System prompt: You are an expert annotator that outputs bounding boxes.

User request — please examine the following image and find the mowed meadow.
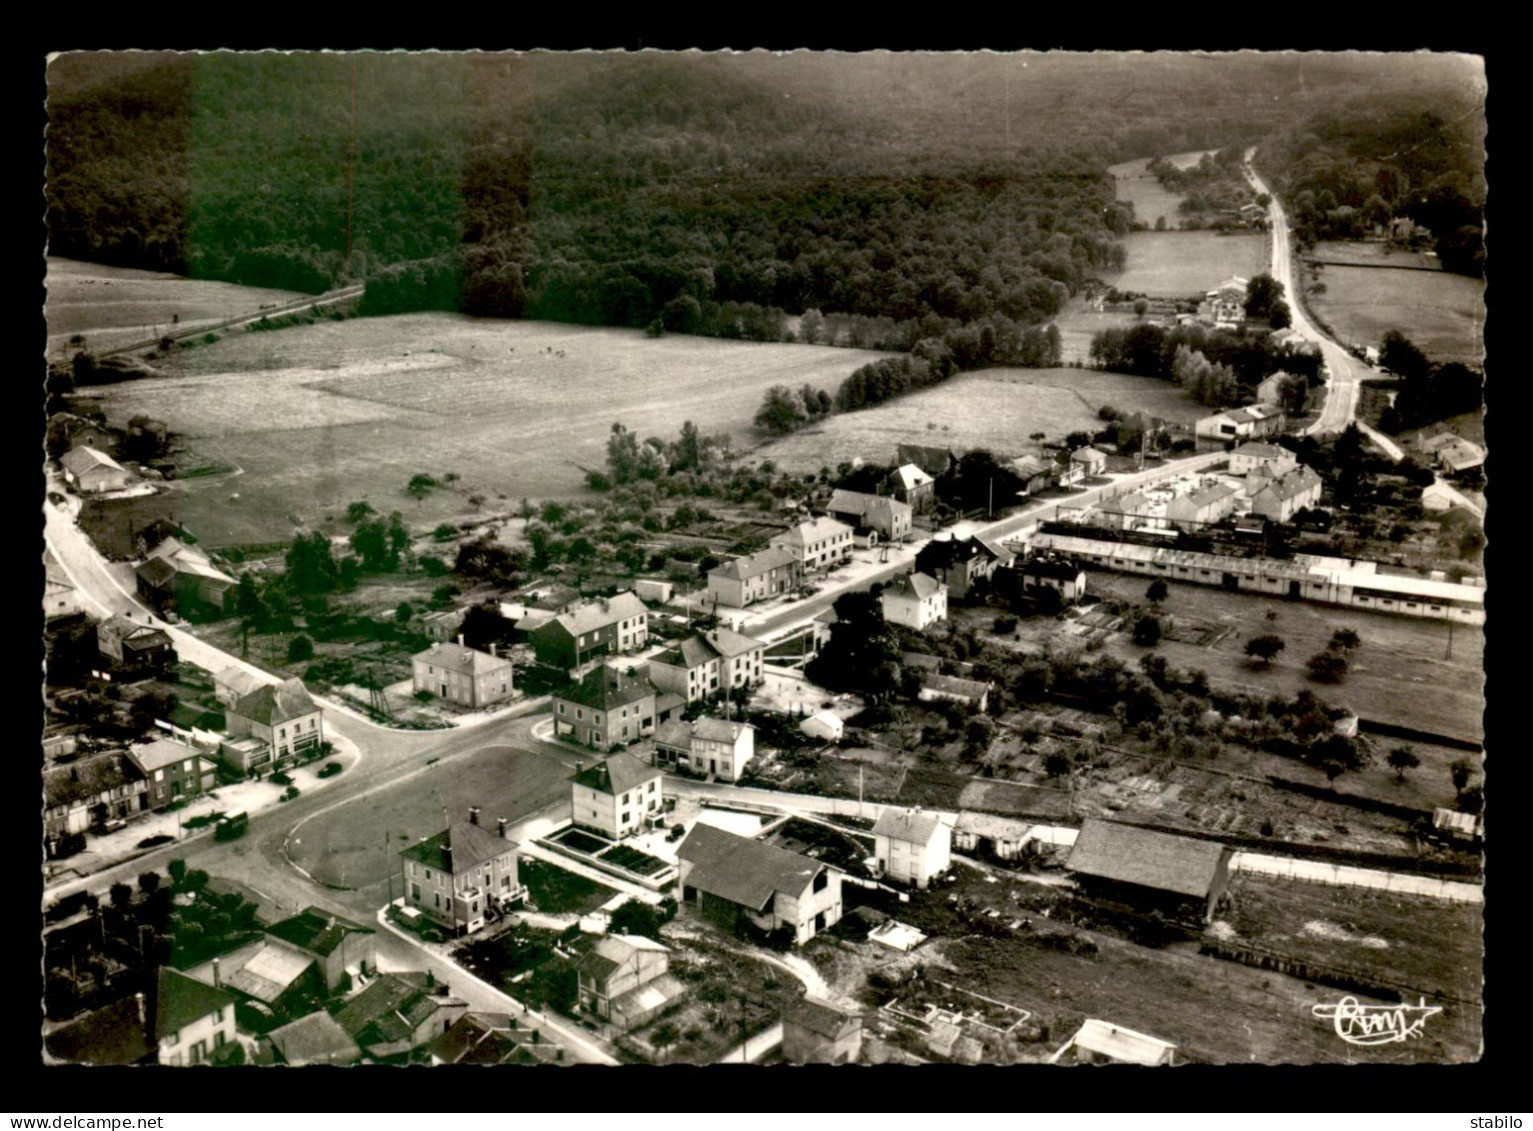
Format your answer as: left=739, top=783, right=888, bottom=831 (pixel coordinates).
left=45, top=257, right=308, bottom=357
left=1107, top=150, right=1214, bottom=231
left=1109, top=231, right=1269, bottom=297
left=757, top=366, right=1204, bottom=476
left=81, top=307, right=892, bottom=547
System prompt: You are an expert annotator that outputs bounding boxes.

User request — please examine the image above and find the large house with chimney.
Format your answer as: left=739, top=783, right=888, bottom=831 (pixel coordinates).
left=647, top=628, right=766, bottom=704
left=880, top=572, right=948, bottom=631
left=95, top=612, right=176, bottom=680
left=529, top=592, right=650, bottom=669
left=826, top=489, right=913, bottom=546
left=770, top=516, right=854, bottom=572
left=873, top=807, right=952, bottom=890
left=224, top=677, right=324, bottom=772
left=705, top=546, right=801, bottom=608
left=44, top=967, right=239, bottom=1067
left=569, top=750, right=664, bottom=840
left=914, top=533, right=1015, bottom=601
left=1248, top=466, right=1324, bottom=523
left=399, top=812, right=525, bottom=936
left=552, top=665, right=659, bottom=751
left=411, top=641, right=514, bottom=709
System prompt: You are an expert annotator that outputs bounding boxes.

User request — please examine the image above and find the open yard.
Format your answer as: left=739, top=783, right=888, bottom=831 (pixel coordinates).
left=1109, top=231, right=1269, bottom=298
left=1304, top=256, right=1485, bottom=366
left=46, top=257, right=307, bottom=358
left=287, top=743, right=574, bottom=892
left=757, top=367, right=1204, bottom=476
left=79, top=305, right=892, bottom=547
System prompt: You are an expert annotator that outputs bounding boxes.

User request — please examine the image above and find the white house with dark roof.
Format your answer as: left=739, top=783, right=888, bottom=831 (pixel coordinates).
left=1070, top=446, right=1108, bottom=477
left=60, top=444, right=135, bottom=494
left=706, top=546, right=802, bottom=608
left=880, top=572, right=948, bottom=631
left=827, top=489, right=913, bottom=546
left=770, top=516, right=854, bottom=572
left=873, top=807, right=952, bottom=889
left=677, top=823, right=842, bottom=945
left=1166, top=483, right=1240, bottom=531
left=1228, top=441, right=1297, bottom=476
left=399, top=811, right=524, bottom=935
left=225, top=676, right=323, bottom=771
left=1248, top=466, right=1323, bottom=523
left=570, top=750, right=664, bottom=839
left=574, top=934, right=684, bottom=1030
left=411, top=641, right=513, bottom=709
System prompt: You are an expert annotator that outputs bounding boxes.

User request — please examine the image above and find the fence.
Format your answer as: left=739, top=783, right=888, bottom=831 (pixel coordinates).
left=1230, top=852, right=1482, bottom=904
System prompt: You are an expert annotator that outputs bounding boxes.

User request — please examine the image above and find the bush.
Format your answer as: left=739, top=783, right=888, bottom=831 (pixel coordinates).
left=269, top=771, right=294, bottom=786
left=287, top=635, right=315, bottom=663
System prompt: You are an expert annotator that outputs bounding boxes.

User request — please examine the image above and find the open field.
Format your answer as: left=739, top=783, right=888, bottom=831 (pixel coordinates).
left=287, top=743, right=574, bottom=890
left=45, top=257, right=307, bottom=358
left=82, top=311, right=892, bottom=547
left=1306, top=261, right=1484, bottom=366
left=1109, top=231, right=1269, bottom=297
left=1108, top=153, right=1209, bottom=231
left=1052, top=307, right=1145, bottom=366
left=1308, top=240, right=1445, bottom=271
left=757, top=367, right=1204, bottom=475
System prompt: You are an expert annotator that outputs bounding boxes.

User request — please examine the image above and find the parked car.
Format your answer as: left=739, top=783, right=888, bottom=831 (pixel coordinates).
left=317, top=761, right=343, bottom=778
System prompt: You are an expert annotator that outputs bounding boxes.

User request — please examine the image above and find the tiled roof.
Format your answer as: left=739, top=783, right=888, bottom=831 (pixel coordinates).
left=692, top=717, right=751, bottom=743
left=213, top=666, right=265, bottom=699
left=62, top=445, right=127, bottom=477
left=266, top=907, right=374, bottom=957
left=786, top=997, right=862, bottom=1040
left=551, top=592, right=649, bottom=637
left=128, top=738, right=205, bottom=774
left=710, top=546, right=800, bottom=581
left=1177, top=483, right=1240, bottom=510
left=653, top=719, right=693, bottom=749
left=705, top=628, right=766, bottom=657
left=135, top=556, right=179, bottom=587
left=1254, top=467, right=1322, bottom=503
left=653, top=636, right=721, bottom=670
left=429, top=1013, right=561, bottom=1065
left=267, top=1011, right=362, bottom=1066
left=411, top=641, right=511, bottom=677
left=45, top=754, right=143, bottom=808
left=1099, top=492, right=1151, bottom=515
left=570, top=750, right=660, bottom=796
left=400, top=821, right=517, bottom=875
left=1066, top=819, right=1229, bottom=899
left=557, top=665, right=656, bottom=712
left=771, top=516, right=853, bottom=550
left=231, top=677, right=317, bottom=727
left=873, top=807, right=946, bottom=846
left=331, top=972, right=464, bottom=1047
left=888, top=463, right=935, bottom=491
left=677, top=823, right=825, bottom=911
left=155, top=967, right=239, bottom=1040
left=884, top=572, right=942, bottom=601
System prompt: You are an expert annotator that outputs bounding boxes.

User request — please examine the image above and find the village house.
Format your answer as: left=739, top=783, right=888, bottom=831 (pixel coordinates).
left=400, top=812, right=525, bottom=936
left=529, top=591, right=650, bottom=670
left=265, top=1011, right=362, bottom=1068
left=1018, top=556, right=1088, bottom=603
left=1095, top=490, right=1154, bottom=532
left=919, top=673, right=992, bottom=713
left=184, top=936, right=327, bottom=1020
left=915, top=533, right=1014, bottom=601
left=705, top=546, right=802, bottom=608
left=1204, top=276, right=1248, bottom=326
left=952, top=811, right=1033, bottom=861
left=649, top=628, right=767, bottom=704
left=1248, top=466, right=1324, bottom=524
left=770, top=516, right=855, bottom=572
left=211, top=665, right=265, bottom=709
left=676, top=823, right=843, bottom=945
left=884, top=462, right=937, bottom=512
left=264, top=907, right=378, bottom=994
left=135, top=537, right=237, bottom=616
left=45, top=968, right=240, bottom=1067
left=872, top=807, right=952, bottom=890
left=411, top=640, right=514, bottom=709
left=1070, top=446, right=1108, bottom=478
left=826, top=489, right=913, bottom=546
left=44, top=753, right=149, bottom=843
left=95, top=612, right=176, bottom=679
left=575, top=934, right=686, bottom=1031
left=552, top=665, right=658, bottom=751
left=799, top=710, right=845, bottom=743
left=1166, top=483, right=1240, bottom=531
left=683, top=717, right=755, bottom=782
left=880, top=571, right=948, bottom=631
left=1419, top=480, right=1460, bottom=513
left=895, top=443, right=962, bottom=481
left=44, top=555, right=82, bottom=620
left=1009, top=454, right=1056, bottom=497
left=128, top=737, right=218, bottom=810
left=1435, top=439, right=1485, bottom=478
left=428, top=1013, right=563, bottom=1065
left=782, top=998, right=863, bottom=1065
left=570, top=749, right=664, bottom=840
left=1195, top=404, right=1286, bottom=442
left=1066, top=818, right=1234, bottom=926
left=1254, top=371, right=1291, bottom=406
left=50, top=413, right=117, bottom=458
left=330, top=971, right=468, bottom=1062
left=60, top=444, right=136, bottom=495
left=413, top=607, right=466, bottom=643
left=225, top=677, right=324, bottom=771
left=1052, top=1019, right=1178, bottom=1066
left=1228, top=441, right=1297, bottom=476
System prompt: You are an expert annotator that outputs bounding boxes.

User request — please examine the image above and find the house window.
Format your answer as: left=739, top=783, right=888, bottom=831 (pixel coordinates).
left=502, top=875, right=511, bottom=889
left=425, top=870, right=432, bottom=880
left=215, top=1007, right=224, bottom=1023
left=166, top=1030, right=180, bottom=1047
left=412, top=883, right=421, bottom=901
left=215, top=1030, right=227, bottom=1049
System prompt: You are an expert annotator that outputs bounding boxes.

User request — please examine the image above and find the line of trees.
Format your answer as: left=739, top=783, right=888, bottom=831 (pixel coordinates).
left=1375, top=330, right=1483, bottom=433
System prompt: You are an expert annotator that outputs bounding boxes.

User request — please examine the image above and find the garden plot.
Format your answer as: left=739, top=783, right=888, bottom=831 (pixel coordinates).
left=541, top=825, right=678, bottom=888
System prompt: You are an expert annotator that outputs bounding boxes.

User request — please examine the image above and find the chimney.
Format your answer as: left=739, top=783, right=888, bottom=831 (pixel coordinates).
left=469, top=807, right=481, bottom=827
left=497, top=817, right=508, bottom=838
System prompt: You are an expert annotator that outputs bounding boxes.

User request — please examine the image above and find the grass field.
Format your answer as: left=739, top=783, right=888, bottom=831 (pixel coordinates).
left=1109, top=231, right=1269, bottom=298
left=756, top=367, right=1205, bottom=475
left=46, top=257, right=307, bottom=358
left=1052, top=307, right=1145, bottom=365
left=81, top=309, right=892, bottom=547
left=1108, top=153, right=1213, bottom=231
left=1308, top=241, right=1444, bottom=271
left=1306, top=259, right=1484, bottom=366
left=287, top=743, right=574, bottom=890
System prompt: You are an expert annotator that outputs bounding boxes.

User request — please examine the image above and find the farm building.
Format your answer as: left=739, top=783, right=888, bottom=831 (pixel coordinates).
left=895, top=443, right=962, bottom=480
left=952, top=812, right=1032, bottom=861
left=530, top=592, right=650, bottom=670
left=827, top=489, right=913, bottom=546
left=880, top=571, right=948, bottom=631
left=44, top=556, right=82, bottom=621
left=770, top=516, right=855, bottom=572
left=1420, top=480, right=1461, bottom=513
left=570, top=750, right=664, bottom=839
left=676, top=823, right=843, bottom=946
left=575, top=934, right=685, bottom=1030
left=1165, top=483, right=1240, bottom=531
left=400, top=812, right=525, bottom=936
left=1432, top=807, right=1483, bottom=844
left=782, top=998, right=863, bottom=1065
left=1070, top=446, right=1107, bottom=477
left=330, top=972, right=468, bottom=1062
left=918, top=674, right=991, bottom=713
left=413, top=607, right=467, bottom=643
left=1434, top=439, right=1485, bottom=477
left=95, top=612, right=175, bottom=679
left=799, top=711, right=845, bottom=743
left=1194, top=404, right=1286, bottom=443
left=706, top=546, right=801, bottom=608
left=631, top=578, right=674, bottom=604
left=1050, top=1019, right=1178, bottom=1066
left=1254, top=372, right=1292, bottom=406
left=1248, top=467, right=1323, bottom=523
left=1066, top=819, right=1233, bottom=926
left=61, top=445, right=136, bottom=495
left=1027, top=530, right=1485, bottom=624
left=872, top=807, right=952, bottom=890
left=135, top=537, right=236, bottom=615
left=411, top=641, right=514, bottom=710
left=1228, top=441, right=1297, bottom=476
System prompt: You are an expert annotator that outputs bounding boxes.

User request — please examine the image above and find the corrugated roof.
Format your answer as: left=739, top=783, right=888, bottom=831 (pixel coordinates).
left=678, top=823, right=825, bottom=910
left=225, top=940, right=317, bottom=1004
left=268, top=1011, right=361, bottom=1066
left=873, top=808, right=946, bottom=846
left=400, top=821, right=517, bottom=875
left=571, top=749, right=661, bottom=796
left=1066, top=819, right=1228, bottom=898
left=231, top=677, right=318, bottom=727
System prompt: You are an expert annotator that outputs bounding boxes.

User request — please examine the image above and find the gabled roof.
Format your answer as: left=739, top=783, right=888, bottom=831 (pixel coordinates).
left=710, top=546, right=800, bottom=581
left=1066, top=819, right=1229, bottom=899
left=411, top=641, right=511, bottom=677
left=786, top=997, right=862, bottom=1040
left=44, top=994, right=152, bottom=1065
left=1021, top=557, right=1084, bottom=582
left=62, top=445, right=127, bottom=477
left=677, top=823, right=826, bottom=911
left=884, top=572, right=943, bottom=602
left=1231, top=441, right=1292, bottom=460
left=1175, top=483, right=1240, bottom=510
left=225, top=939, right=317, bottom=1004
left=1009, top=454, right=1055, bottom=479
left=1099, top=491, right=1152, bottom=516
left=214, top=666, right=265, bottom=699
left=575, top=933, right=672, bottom=984
left=331, top=972, right=464, bottom=1047
left=266, top=907, right=374, bottom=957
left=400, top=821, right=517, bottom=875
left=1253, top=466, right=1322, bottom=504
left=429, top=1013, right=553, bottom=1065
left=888, top=463, right=936, bottom=491
left=155, top=967, right=239, bottom=1040
left=653, top=635, right=722, bottom=670
left=1071, top=446, right=1106, bottom=463
left=99, top=613, right=171, bottom=647
left=653, top=719, right=694, bottom=750
left=705, top=628, right=766, bottom=657
left=128, top=737, right=205, bottom=773
left=1069, top=1018, right=1177, bottom=1065
left=692, top=717, right=751, bottom=743
left=231, top=677, right=318, bottom=727
left=557, top=665, right=656, bottom=712
left=45, top=753, right=144, bottom=808
left=135, top=556, right=179, bottom=588
left=771, top=516, right=853, bottom=549
left=267, top=1011, right=362, bottom=1066
left=921, top=673, right=991, bottom=699
left=873, top=808, right=947, bottom=847
left=975, top=535, right=1016, bottom=566
left=571, top=750, right=661, bottom=796
left=896, top=444, right=961, bottom=477
left=1437, top=440, right=1485, bottom=472
left=549, top=592, right=649, bottom=637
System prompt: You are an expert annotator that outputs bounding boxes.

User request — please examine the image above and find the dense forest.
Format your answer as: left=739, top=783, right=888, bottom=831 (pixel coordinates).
left=1253, top=90, right=1487, bottom=276
left=48, top=52, right=1484, bottom=337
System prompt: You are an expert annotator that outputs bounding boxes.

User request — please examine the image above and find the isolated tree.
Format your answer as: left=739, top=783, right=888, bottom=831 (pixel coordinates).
left=1133, top=298, right=1148, bottom=317
left=287, top=634, right=315, bottom=663
left=1042, top=751, right=1072, bottom=779
left=1330, top=628, right=1361, bottom=652
left=406, top=474, right=437, bottom=502
left=345, top=501, right=375, bottom=524
left=1133, top=615, right=1162, bottom=647
left=754, top=385, right=810, bottom=435
left=1245, top=634, right=1286, bottom=668
left=395, top=602, right=413, bottom=625
left=110, top=882, right=133, bottom=909
left=608, top=899, right=663, bottom=941
left=167, top=858, right=188, bottom=889
left=1450, top=758, right=1474, bottom=796
left=651, top=1022, right=681, bottom=1064
left=1244, top=273, right=1285, bottom=320
left=1146, top=579, right=1169, bottom=605
left=1307, top=650, right=1348, bottom=683
left=235, top=573, right=265, bottom=623
left=1388, top=746, right=1421, bottom=782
